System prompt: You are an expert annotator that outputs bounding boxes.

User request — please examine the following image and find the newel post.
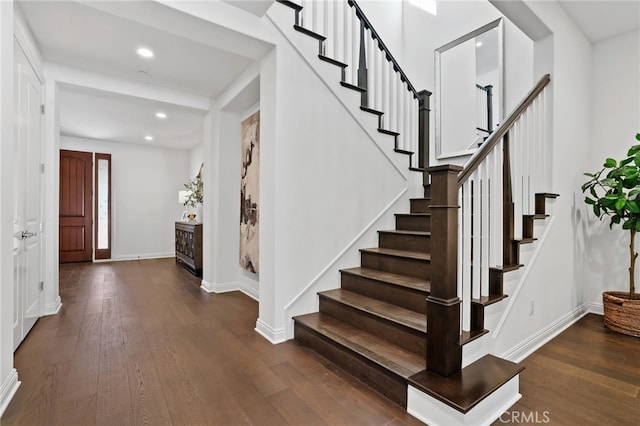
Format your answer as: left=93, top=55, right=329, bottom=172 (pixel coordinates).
left=418, top=90, right=432, bottom=172
left=426, top=165, right=463, bottom=377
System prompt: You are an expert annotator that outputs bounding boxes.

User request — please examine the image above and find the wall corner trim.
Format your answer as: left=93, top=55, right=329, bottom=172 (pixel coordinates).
left=201, top=280, right=259, bottom=302
left=43, top=296, right=62, bottom=316
left=255, top=319, right=287, bottom=344
left=0, top=369, right=20, bottom=417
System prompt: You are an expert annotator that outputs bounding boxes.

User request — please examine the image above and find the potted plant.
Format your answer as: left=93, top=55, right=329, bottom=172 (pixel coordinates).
left=183, top=165, right=203, bottom=222
left=582, top=133, right=640, bottom=337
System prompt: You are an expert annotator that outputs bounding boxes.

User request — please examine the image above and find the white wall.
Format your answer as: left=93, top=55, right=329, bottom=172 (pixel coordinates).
left=361, top=1, right=534, bottom=163
left=260, top=6, right=415, bottom=342
left=60, top=136, right=189, bottom=260
left=486, top=0, right=593, bottom=358
left=189, top=142, right=204, bottom=178
left=583, top=29, right=640, bottom=306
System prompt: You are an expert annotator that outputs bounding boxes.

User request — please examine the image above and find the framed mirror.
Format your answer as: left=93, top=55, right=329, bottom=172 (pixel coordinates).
left=435, top=18, right=503, bottom=159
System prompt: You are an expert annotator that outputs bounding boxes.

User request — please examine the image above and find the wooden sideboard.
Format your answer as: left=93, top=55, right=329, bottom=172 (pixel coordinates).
left=175, top=222, right=203, bottom=276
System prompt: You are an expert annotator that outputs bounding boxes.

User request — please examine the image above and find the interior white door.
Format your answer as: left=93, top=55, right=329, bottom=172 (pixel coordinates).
left=13, top=39, right=43, bottom=351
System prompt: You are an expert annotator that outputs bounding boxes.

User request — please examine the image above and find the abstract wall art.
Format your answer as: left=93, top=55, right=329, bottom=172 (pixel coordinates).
left=240, top=111, right=260, bottom=273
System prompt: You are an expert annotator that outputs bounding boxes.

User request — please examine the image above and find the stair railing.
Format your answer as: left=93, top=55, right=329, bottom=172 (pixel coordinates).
left=475, top=83, right=494, bottom=134
left=427, top=74, right=551, bottom=377
left=293, top=0, right=431, bottom=170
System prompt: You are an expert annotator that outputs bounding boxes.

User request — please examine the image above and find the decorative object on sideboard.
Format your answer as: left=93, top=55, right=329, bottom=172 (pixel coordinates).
left=181, top=163, right=203, bottom=222
left=240, top=111, right=260, bottom=273
left=582, top=133, right=640, bottom=337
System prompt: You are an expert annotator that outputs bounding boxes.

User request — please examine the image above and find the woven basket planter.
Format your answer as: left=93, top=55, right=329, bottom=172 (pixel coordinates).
left=603, top=291, right=640, bottom=337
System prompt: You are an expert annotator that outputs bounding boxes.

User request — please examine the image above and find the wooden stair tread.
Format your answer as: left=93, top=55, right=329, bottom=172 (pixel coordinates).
left=537, top=192, right=559, bottom=198
left=516, top=237, right=537, bottom=244
left=472, top=294, right=508, bottom=306
left=360, top=247, right=430, bottom=261
left=341, top=266, right=430, bottom=293
left=378, top=229, right=431, bottom=237
left=396, top=213, right=430, bottom=217
left=340, top=81, right=366, bottom=93
left=380, top=128, right=400, bottom=137
left=525, top=214, right=549, bottom=219
left=295, top=312, right=425, bottom=377
left=408, top=354, right=524, bottom=413
left=293, top=24, right=326, bottom=41
left=320, top=289, right=427, bottom=333
left=459, top=329, right=489, bottom=345
left=360, top=105, right=383, bottom=116
left=318, top=54, right=347, bottom=68
left=492, top=264, right=523, bottom=272
left=394, top=148, right=412, bottom=155
left=275, top=0, right=302, bottom=11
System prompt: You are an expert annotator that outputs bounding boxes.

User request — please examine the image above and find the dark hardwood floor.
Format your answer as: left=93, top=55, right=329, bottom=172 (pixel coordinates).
left=2, top=259, right=639, bottom=425
left=2, top=259, right=422, bottom=426
left=494, top=313, right=640, bottom=425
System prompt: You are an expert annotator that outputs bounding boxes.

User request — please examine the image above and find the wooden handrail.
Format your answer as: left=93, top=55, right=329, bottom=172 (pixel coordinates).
left=348, top=0, right=419, bottom=98
left=458, top=74, right=551, bottom=187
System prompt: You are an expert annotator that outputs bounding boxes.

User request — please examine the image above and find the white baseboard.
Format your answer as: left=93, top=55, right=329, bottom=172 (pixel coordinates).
left=585, top=301, right=603, bottom=315
left=200, top=279, right=214, bottom=293
left=501, top=305, right=588, bottom=363
left=199, top=280, right=258, bottom=301
left=111, top=253, right=175, bottom=262
left=0, top=369, right=20, bottom=417
left=407, top=376, right=521, bottom=426
left=255, top=318, right=287, bottom=344
left=43, top=296, right=62, bottom=316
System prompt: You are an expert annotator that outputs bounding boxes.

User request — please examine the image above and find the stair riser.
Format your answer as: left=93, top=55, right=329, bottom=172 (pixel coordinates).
left=361, top=252, right=430, bottom=280
left=294, top=323, right=408, bottom=407
left=410, top=199, right=431, bottom=213
left=340, top=272, right=428, bottom=314
left=319, top=297, right=427, bottom=357
left=379, top=232, right=430, bottom=253
left=396, top=215, right=431, bottom=232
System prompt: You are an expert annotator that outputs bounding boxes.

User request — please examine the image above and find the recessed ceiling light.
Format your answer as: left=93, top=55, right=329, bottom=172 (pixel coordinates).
left=136, top=47, right=154, bottom=58
left=155, top=112, right=167, bottom=119
left=476, top=41, right=483, bottom=47
left=145, top=135, right=154, bottom=141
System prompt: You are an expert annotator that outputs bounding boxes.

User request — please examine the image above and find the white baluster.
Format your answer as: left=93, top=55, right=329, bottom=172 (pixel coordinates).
left=404, top=86, right=411, bottom=152
left=301, top=0, right=312, bottom=29
left=410, top=95, right=418, bottom=165
left=461, top=177, right=473, bottom=331
left=380, top=55, right=388, bottom=129
left=366, top=29, right=375, bottom=108
left=480, top=158, right=490, bottom=297
left=351, top=10, right=359, bottom=85
left=324, top=0, right=333, bottom=58
left=312, top=0, right=319, bottom=33
left=513, top=120, right=523, bottom=241
left=375, top=44, right=383, bottom=112
left=389, top=64, right=397, bottom=132
left=472, top=169, right=482, bottom=301
left=333, top=0, right=343, bottom=63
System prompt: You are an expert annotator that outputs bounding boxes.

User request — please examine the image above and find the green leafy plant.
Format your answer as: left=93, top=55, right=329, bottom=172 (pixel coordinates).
left=183, top=169, right=203, bottom=208
left=582, top=133, right=640, bottom=295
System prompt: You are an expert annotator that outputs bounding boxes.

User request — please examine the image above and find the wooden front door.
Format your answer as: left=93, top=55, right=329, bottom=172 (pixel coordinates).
left=59, top=150, right=93, bottom=263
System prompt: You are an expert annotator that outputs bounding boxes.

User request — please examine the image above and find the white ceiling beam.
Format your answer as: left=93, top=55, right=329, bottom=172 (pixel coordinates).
left=45, top=62, right=211, bottom=112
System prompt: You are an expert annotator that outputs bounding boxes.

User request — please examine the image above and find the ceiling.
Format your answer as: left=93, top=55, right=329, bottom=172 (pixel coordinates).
left=558, top=0, right=640, bottom=43
left=18, top=0, right=272, bottom=149
left=18, top=0, right=639, bottom=149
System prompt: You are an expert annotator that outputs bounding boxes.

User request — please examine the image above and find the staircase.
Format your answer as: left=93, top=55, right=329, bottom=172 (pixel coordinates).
left=273, top=0, right=556, bottom=420
left=295, top=187, right=432, bottom=406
